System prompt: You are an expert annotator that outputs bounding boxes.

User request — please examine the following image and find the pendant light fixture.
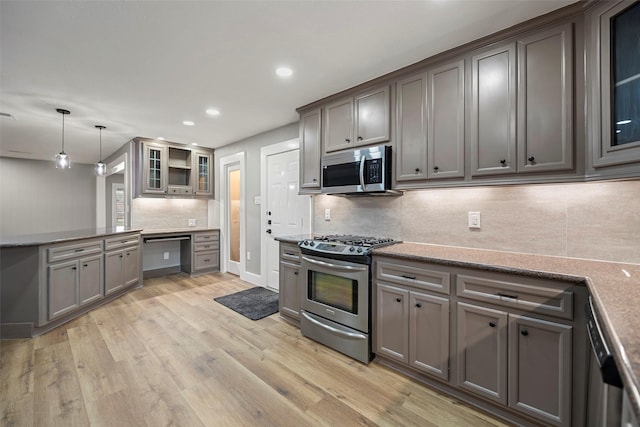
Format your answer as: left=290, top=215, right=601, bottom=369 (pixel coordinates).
left=55, top=108, right=71, bottom=169
left=94, top=125, right=107, bottom=176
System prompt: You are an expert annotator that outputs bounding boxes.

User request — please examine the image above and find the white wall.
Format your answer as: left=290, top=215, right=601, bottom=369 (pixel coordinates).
left=0, top=157, right=96, bottom=237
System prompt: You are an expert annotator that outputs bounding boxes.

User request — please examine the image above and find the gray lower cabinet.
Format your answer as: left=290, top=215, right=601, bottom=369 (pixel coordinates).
left=48, top=258, right=102, bottom=319
left=47, top=239, right=104, bottom=320
left=104, top=235, right=141, bottom=295
left=279, top=242, right=301, bottom=321
left=456, top=270, right=576, bottom=426
left=185, top=231, right=220, bottom=275
left=376, top=283, right=450, bottom=381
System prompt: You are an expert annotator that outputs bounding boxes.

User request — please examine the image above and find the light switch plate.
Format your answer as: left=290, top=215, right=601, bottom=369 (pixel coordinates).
left=468, top=212, right=481, bottom=229
left=324, top=208, right=331, bottom=221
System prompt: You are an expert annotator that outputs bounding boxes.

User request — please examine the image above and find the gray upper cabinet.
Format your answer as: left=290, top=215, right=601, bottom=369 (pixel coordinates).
left=142, top=142, right=168, bottom=194
left=427, top=59, right=465, bottom=179
left=324, top=98, right=354, bottom=153
left=323, top=85, right=390, bottom=154
left=136, top=138, right=214, bottom=198
left=471, top=43, right=517, bottom=176
left=193, top=151, right=213, bottom=197
left=354, top=85, right=391, bottom=146
left=299, top=108, right=322, bottom=192
left=587, top=0, right=640, bottom=169
left=396, top=73, right=427, bottom=182
left=517, top=23, right=574, bottom=173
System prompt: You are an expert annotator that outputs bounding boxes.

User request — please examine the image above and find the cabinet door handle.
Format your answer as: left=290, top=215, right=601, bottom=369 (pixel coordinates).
left=119, top=255, right=124, bottom=258
left=345, top=138, right=351, bottom=143
left=415, top=168, right=421, bottom=173
left=415, top=303, right=422, bottom=308
left=395, top=297, right=402, bottom=303
left=83, top=264, right=88, bottom=268
left=433, top=166, right=439, bottom=172
left=521, top=330, right=529, bottom=336
left=294, top=271, right=299, bottom=275
left=71, top=266, right=77, bottom=270
left=357, top=136, right=363, bottom=141
left=497, top=292, right=518, bottom=300
left=401, top=275, right=417, bottom=280
left=489, top=322, right=496, bottom=328
left=500, top=159, right=507, bottom=166
left=312, top=178, right=317, bottom=182
left=528, top=156, right=535, bottom=163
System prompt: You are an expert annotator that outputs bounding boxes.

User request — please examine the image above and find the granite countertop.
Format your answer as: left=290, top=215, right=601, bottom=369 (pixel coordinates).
left=0, top=227, right=143, bottom=248
left=373, top=242, right=640, bottom=419
left=140, top=227, right=220, bottom=236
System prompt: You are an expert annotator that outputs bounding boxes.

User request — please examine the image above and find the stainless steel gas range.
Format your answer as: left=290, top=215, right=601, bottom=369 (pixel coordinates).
left=298, top=235, right=399, bottom=363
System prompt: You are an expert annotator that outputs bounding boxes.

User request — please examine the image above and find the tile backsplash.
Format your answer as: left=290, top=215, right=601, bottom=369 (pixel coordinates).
left=313, top=180, right=640, bottom=264
left=132, top=198, right=208, bottom=230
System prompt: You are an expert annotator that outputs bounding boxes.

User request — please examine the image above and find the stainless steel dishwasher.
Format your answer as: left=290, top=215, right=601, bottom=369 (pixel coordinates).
left=586, top=296, right=623, bottom=426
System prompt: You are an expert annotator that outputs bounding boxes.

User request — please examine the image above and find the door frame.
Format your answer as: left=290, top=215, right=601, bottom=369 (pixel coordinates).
left=259, top=138, right=313, bottom=288
left=219, top=152, right=246, bottom=278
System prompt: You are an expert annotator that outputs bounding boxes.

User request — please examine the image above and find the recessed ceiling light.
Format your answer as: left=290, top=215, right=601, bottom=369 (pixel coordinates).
left=192, top=143, right=199, bottom=146
left=206, top=109, right=220, bottom=116
left=183, top=121, right=195, bottom=126
left=276, top=67, right=293, bottom=77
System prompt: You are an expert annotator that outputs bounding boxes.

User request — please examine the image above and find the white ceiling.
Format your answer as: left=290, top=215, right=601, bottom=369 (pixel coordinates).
left=1, top=0, right=577, bottom=165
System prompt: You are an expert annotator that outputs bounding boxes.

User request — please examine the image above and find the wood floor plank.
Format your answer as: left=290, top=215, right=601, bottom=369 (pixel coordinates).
left=1, top=272, right=510, bottom=426
left=32, top=340, right=89, bottom=426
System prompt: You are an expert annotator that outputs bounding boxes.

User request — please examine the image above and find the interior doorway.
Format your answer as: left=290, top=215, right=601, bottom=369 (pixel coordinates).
left=219, top=152, right=245, bottom=277
left=260, top=139, right=312, bottom=291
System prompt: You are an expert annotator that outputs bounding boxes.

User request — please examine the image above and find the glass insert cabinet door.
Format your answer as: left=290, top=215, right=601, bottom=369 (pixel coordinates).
left=593, top=0, right=640, bottom=167
left=611, top=2, right=640, bottom=147
left=142, top=144, right=167, bottom=194
left=194, top=152, right=213, bottom=196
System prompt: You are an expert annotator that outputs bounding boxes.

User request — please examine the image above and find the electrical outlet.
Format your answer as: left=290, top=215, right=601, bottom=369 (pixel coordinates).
left=163, top=252, right=170, bottom=260
left=188, top=218, right=196, bottom=227
left=324, top=208, right=331, bottom=221
left=468, top=212, right=481, bottom=229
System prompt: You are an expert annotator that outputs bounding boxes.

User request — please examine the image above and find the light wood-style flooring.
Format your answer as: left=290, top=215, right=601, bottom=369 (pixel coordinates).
left=1, top=272, right=510, bottom=426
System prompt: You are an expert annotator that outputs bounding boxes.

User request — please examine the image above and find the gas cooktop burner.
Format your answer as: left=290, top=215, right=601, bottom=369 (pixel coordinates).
left=314, top=234, right=396, bottom=247
left=299, top=234, right=400, bottom=261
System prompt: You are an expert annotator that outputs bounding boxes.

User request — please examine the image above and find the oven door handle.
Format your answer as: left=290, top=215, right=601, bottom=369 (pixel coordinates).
left=301, top=311, right=367, bottom=341
left=359, top=156, right=366, bottom=190
left=302, top=256, right=368, bottom=272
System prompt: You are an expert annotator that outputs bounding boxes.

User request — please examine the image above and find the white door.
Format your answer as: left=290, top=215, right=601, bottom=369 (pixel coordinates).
left=265, top=149, right=308, bottom=290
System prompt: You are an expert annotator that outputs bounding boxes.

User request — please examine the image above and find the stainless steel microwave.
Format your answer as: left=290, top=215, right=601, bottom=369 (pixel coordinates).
left=321, top=145, right=399, bottom=195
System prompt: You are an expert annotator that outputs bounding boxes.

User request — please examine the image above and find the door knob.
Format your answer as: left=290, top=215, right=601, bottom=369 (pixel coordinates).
left=266, top=229, right=272, bottom=234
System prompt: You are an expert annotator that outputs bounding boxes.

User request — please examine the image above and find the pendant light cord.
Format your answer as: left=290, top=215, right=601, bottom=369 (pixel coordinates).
left=61, top=112, right=65, bottom=153
left=99, top=126, right=102, bottom=160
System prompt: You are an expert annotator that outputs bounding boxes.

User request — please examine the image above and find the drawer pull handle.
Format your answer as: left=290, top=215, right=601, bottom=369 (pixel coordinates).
left=497, top=293, right=518, bottom=300
left=521, top=330, right=529, bottom=336
left=395, top=298, right=402, bottom=303
left=83, top=264, right=88, bottom=267
left=401, top=275, right=417, bottom=280
left=204, top=259, right=210, bottom=262
left=285, top=252, right=296, bottom=256
left=489, top=322, right=496, bottom=328
left=294, top=272, right=299, bottom=275
left=74, top=249, right=84, bottom=252
left=71, top=266, right=77, bottom=270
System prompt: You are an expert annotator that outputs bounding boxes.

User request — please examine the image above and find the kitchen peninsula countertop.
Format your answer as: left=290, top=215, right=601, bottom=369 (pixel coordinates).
left=0, top=227, right=143, bottom=248
left=374, top=242, right=640, bottom=419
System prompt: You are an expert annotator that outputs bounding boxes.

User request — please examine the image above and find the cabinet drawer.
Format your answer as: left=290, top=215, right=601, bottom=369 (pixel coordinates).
left=456, top=272, right=573, bottom=320
left=48, top=240, right=103, bottom=263
left=104, top=234, right=141, bottom=251
left=376, top=258, right=451, bottom=295
left=279, top=243, right=301, bottom=264
left=168, top=185, right=192, bottom=195
left=194, top=241, right=219, bottom=252
left=193, top=250, right=219, bottom=271
left=193, top=232, right=219, bottom=243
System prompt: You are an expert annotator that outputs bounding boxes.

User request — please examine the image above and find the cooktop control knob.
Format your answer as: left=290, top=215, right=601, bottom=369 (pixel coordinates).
left=357, top=248, right=363, bottom=253
left=349, top=247, right=355, bottom=252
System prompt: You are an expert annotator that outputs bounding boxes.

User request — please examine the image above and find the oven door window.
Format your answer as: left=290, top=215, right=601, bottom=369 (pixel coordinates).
left=308, top=271, right=358, bottom=314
